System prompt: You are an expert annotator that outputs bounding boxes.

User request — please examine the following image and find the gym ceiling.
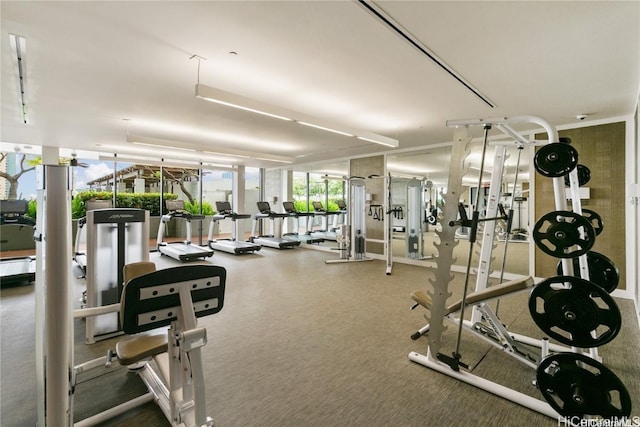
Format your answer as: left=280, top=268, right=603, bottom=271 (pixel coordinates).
left=1, top=1, right=638, bottom=171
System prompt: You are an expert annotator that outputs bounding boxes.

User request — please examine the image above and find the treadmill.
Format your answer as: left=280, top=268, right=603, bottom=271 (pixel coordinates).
left=281, top=201, right=324, bottom=244
left=251, top=201, right=300, bottom=249
left=332, top=199, right=348, bottom=230
left=207, top=201, right=261, bottom=255
left=310, top=201, right=339, bottom=241
left=0, top=200, right=36, bottom=286
left=157, top=200, right=214, bottom=262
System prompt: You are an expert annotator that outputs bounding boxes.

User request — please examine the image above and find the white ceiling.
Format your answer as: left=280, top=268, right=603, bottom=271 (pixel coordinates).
left=1, top=1, right=638, bottom=175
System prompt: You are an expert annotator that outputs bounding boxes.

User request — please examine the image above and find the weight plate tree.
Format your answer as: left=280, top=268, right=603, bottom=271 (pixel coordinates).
left=528, top=275, right=622, bottom=348
left=534, top=143, right=579, bottom=177
left=537, top=353, right=632, bottom=418
left=532, top=210, right=596, bottom=258
left=557, top=251, right=619, bottom=294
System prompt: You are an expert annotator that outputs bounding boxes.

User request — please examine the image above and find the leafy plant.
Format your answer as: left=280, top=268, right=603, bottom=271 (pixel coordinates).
left=71, top=191, right=178, bottom=218
left=184, top=200, right=216, bottom=215
left=27, top=199, right=37, bottom=220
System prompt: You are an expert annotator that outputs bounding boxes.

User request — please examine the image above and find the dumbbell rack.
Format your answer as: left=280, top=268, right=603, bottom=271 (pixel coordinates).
left=408, top=115, right=631, bottom=420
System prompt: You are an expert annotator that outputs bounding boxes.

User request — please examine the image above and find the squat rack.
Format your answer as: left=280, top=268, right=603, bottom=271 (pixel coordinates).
left=408, top=115, right=591, bottom=418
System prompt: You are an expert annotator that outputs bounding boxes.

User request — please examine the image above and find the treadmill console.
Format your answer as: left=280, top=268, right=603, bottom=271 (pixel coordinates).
left=165, top=200, right=204, bottom=220
left=312, top=201, right=326, bottom=212
left=257, top=201, right=272, bottom=214
left=0, top=199, right=35, bottom=226
left=215, top=201, right=234, bottom=215
left=166, top=199, right=186, bottom=213
left=282, top=201, right=296, bottom=213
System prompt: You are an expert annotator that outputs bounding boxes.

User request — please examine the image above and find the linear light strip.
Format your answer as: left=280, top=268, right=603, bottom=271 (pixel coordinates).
left=9, top=34, right=28, bottom=124
left=128, top=134, right=293, bottom=164
left=357, top=1, right=495, bottom=108
left=297, top=121, right=353, bottom=137
left=131, top=141, right=197, bottom=152
left=196, top=95, right=293, bottom=121
left=195, top=83, right=398, bottom=148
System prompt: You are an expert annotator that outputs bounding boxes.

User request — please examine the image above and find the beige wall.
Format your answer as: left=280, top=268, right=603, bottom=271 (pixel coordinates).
left=534, top=122, right=626, bottom=291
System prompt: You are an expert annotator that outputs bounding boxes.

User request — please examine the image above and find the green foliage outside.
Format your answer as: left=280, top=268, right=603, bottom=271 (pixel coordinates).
left=292, top=198, right=340, bottom=212
left=292, top=175, right=345, bottom=212
left=20, top=192, right=218, bottom=220
left=71, top=191, right=180, bottom=218
left=184, top=200, right=215, bottom=215
left=27, top=199, right=37, bottom=220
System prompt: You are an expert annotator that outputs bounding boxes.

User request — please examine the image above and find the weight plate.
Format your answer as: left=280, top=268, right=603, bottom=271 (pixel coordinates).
left=581, top=209, right=603, bottom=236
left=557, top=251, right=620, bottom=294
left=564, top=164, right=591, bottom=187
left=534, top=143, right=579, bottom=178
left=537, top=353, right=631, bottom=418
left=529, top=275, right=622, bottom=348
left=533, top=210, right=596, bottom=258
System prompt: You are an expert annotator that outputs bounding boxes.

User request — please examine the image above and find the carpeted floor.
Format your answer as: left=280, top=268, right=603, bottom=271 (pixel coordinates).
left=1, top=245, right=639, bottom=426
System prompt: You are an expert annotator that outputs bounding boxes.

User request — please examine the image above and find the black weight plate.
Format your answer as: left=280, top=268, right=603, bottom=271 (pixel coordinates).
left=581, top=209, right=603, bottom=236
left=537, top=352, right=632, bottom=418
left=534, top=143, right=579, bottom=177
left=564, top=164, right=591, bottom=187
left=557, top=251, right=619, bottom=293
left=529, top=275, right=621, bottom=348
left=533, top=210, right=596, bottom=258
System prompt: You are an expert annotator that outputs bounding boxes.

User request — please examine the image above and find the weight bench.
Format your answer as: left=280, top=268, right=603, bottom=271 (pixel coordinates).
left=79, top=263, right=226, bottom=427
left=410, top=276, right=538, bottom=365
left=411, top=275, right=535, bottom=316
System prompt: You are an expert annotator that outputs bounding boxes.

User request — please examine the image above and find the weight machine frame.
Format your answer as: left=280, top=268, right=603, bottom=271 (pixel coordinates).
left=326, top=177, right=373, bottom=265
left=408, top=115, right=595, bottom=419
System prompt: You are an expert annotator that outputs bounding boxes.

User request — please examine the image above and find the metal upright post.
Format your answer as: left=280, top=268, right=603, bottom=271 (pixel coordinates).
left=35, top=165, right=72, bottom=426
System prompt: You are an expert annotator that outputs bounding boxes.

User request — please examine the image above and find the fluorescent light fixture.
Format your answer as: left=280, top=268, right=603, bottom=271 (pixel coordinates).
left=252, top=156, right=292, bottom=164
left=196, top=83, right=293, bottom=121
left=131, top=141, right=196, bottom=152
left=204, top=150, right=292, bottom=164
left=127, top=134, right=293, bottom=164
left=195, top=83, right=399, bottom=148
left=357, top=136, right=395, bottom=147
left=297, top=121, right=353, bottom=137
left=98, top=153, right=236, bottom=171
left=9, top=34, right=28, bottom=124
left=203, top=150, right=250, bottom=159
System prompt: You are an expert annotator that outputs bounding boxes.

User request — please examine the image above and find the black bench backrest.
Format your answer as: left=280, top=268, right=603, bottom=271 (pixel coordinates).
left=121, top=265, right=226, bottom=334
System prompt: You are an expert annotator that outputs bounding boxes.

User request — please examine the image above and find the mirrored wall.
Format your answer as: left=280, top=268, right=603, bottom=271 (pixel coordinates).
left=289, top=141, right=532, bottom=276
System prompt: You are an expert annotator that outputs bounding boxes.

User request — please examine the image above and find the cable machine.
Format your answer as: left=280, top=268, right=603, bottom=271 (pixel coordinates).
left=326, top=177, right=371, bottom=264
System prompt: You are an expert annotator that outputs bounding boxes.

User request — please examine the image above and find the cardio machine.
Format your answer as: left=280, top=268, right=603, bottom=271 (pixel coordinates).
left=251, top=201, right=300, bottom=249
left=207, top=201, right=261, bottom=255
left=310, top=201, right=339, bottom=241
left=0, top=199, right=36, bottom=286
left=281, top=201, right=324, bottom=244
left=157, top=200, right=214, bottom=262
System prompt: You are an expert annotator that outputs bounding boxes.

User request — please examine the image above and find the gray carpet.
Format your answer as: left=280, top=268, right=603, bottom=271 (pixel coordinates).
left=1, top=246, right=639, bottom=426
